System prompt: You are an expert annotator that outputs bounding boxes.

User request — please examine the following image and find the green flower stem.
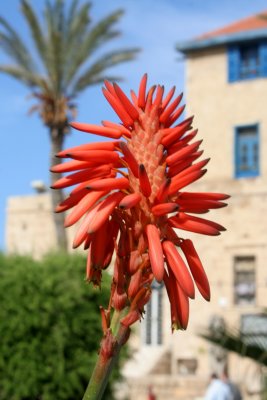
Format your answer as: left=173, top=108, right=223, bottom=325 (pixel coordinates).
left=82, top=309, right=130, bottom=400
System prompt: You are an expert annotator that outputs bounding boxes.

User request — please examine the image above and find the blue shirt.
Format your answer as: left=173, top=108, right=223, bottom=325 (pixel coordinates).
left=205, top=379, right=233, bottom=400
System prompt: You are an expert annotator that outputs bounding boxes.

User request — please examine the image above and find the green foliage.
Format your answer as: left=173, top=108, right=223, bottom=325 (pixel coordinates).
left=200, top=325, right=267, bottom=367
left=0, top=252, right=119, bottom=400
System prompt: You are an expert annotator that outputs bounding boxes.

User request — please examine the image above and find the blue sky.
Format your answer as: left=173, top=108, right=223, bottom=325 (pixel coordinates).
left=0, top=0, right=266, bottom=250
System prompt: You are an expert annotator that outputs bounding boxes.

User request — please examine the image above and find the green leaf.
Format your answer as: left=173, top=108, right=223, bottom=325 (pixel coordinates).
left=72, top=48, right=140, bottom=93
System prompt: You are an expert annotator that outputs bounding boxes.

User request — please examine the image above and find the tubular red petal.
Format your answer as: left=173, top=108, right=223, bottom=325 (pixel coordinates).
left=130, top=90, right=138, bottom=107
left=51, top=165, right=112, bottom=189
left=145, top=224, right=164, bottom=282
left=67, top=149, right=119, bottom=164
left=120, top=310, right=141, bottom=327
left=168, top=170, right=207, bottom=196
left=161, top=122, right=191, bottom=147
left=177, top=199, right=227, bottom=211
left=72, top=215, right=93, bottom=249
left=104, top=79, right=117, bottom=96
left=167, top=151, right=204, bottom=177
left=86, top=245, right=102, bottom=286
left=128, top=269, right=142, bottom=300
left=87, top=177, right=129, bottom=191
left=56, top=141, right=118, bottom=158
left=55, top=189, right=89, bottom=213
left=153, top=85, right=164, bottom=108
left=139, top=164, right=152, bottom=197
left=159, top=93, right=183, bottom=124
left=154, top=178, right=171, bottom=203
left=145, top=85, right=156, bottom=113
left=87, top=191, right=125, bottom=234
left=102, top=219, right=119, bottom=268
left=102, top=88, right=134, bottom=127
left=112, top=286, right=127, bottom=311
left=70, top=170, right=116, bottom=195
left=162, top=240, right=195, bottom=299
left=165, top=104, right=186, bottom=127
left=166, top=225, right=181, bottom=246
left=129, top=250, right=142, bottom=275
left=163, top=271, right=181, bottom=329
left=104, top=79, right=116, bottom=94
left=175, top=281, right=190, bottom=330
left=171, top=159, right=210, bottom=182
left=166, top=140, right=202, bottom=166
left=167, top=129, right=198, bottom=154
left=119, top=192, right=142, bottom=209
left=178, top=192, right=230, bottom=201
left=152, top=202, right=179, bottom=216
left=64, top=190, right=107, bottom=227
left=138, top=73, right=148, bottom=108
left=162, top=86, right=176, bottom=110
left=51, top=160, right=95, bottom=173
left=70, top=122, right=121, bottom=139
left=102, top=120, right=131, bottom=138
left=169, top=212, right=224, bottom=236
left=163, top=269, right=189, bottom=330
left=84, top=233, right=92, bottom=250
left=91, top=220, right=110, bottom=268
left=119, top=142, right=139, bottom=177
left=180, top=239, right=210, bottom=301
left=113, top=83, right=139, bottom=120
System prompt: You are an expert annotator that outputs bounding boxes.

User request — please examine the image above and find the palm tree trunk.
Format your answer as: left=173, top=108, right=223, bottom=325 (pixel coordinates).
left=49, top=127, right=68, bottom=251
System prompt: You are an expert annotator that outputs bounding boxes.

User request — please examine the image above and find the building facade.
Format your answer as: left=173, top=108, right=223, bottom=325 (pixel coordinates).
left=121, top=11, right=267, bottom=400
left=6, top=11, right=267, bottom=400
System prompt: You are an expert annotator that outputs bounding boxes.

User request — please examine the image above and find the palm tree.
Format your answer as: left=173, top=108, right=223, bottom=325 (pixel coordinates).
left=0, top=0, right=139, bottom=250
left=200, top=318, right=267, bottom=397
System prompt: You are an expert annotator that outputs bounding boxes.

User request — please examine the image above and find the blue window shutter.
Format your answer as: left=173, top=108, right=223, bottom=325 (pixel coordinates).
left=259, top=41, right=267, bottom=77
left=235, top=125, right=259, bottom=178
left=228, top=45, right=240, bottom=82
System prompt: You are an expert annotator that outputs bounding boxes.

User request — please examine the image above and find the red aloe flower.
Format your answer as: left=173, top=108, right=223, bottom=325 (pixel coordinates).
left=51, top=74, right=229, bottom=331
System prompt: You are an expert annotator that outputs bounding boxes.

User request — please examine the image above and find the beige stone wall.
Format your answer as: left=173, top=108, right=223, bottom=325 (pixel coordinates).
left=5, top=193, right=77, bottom=259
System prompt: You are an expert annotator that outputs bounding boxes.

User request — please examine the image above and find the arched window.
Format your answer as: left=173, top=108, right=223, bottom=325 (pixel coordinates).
left=142, top=281, right=163, bottom=345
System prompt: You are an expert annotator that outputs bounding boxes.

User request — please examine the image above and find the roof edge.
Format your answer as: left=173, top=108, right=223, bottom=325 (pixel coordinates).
left=176, top=28, right=267, bottom=53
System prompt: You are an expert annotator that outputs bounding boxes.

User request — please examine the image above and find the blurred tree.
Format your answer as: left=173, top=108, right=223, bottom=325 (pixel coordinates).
left=0, top=252, right=123, bottom=400
left=0, top=0, right=139, bottom=250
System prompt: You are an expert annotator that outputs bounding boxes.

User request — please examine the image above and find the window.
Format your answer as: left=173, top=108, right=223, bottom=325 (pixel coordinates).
left=142, top=281, right=163, bottom=345
left=240, top=44, right=260, bottom=79
left=241, top=314, right=267, bottom=349
left=234, top=256, right=256, bottom=305
left=177, top=358, right=198, bottom=375
left=228, top=41, right=267, bottom=82
left=235, top=124, right=259, bottom=178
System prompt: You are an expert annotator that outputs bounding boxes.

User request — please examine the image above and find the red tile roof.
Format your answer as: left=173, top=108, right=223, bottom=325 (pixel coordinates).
left=198, top=11, right=267, bottom=40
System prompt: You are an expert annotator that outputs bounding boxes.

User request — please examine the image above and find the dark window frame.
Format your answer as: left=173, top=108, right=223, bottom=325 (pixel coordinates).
left=233, top=256, right=256, bottom=306
left=228, top=40, right=267, bottom=82
left=234, top=124, right=260, bottom=178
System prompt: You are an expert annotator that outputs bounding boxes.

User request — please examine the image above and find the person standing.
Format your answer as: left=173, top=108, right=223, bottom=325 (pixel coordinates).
left=204, top=373, right=233, bottom=400
left=221, top=369, right=242, bottom=400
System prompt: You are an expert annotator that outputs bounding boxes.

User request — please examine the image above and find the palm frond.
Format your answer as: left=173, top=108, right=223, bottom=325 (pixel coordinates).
left=64, top=9, right=127, bottom=86
left=21, top=0, right=47, bottom=67
left=0, top=16, right=35, bottom=71
left=71, top=48, right=139, bottom=93
left=200, top=326, right=267, bottom=367
left=0, top=65, right=48, bottom=89
left=44, top=0, right=65, bottom=93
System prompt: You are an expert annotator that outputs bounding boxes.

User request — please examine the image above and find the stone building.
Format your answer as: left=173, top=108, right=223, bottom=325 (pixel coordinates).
left=122, top=11, right=267, bottom=400
left=5, top=10, right=267, bottom=400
